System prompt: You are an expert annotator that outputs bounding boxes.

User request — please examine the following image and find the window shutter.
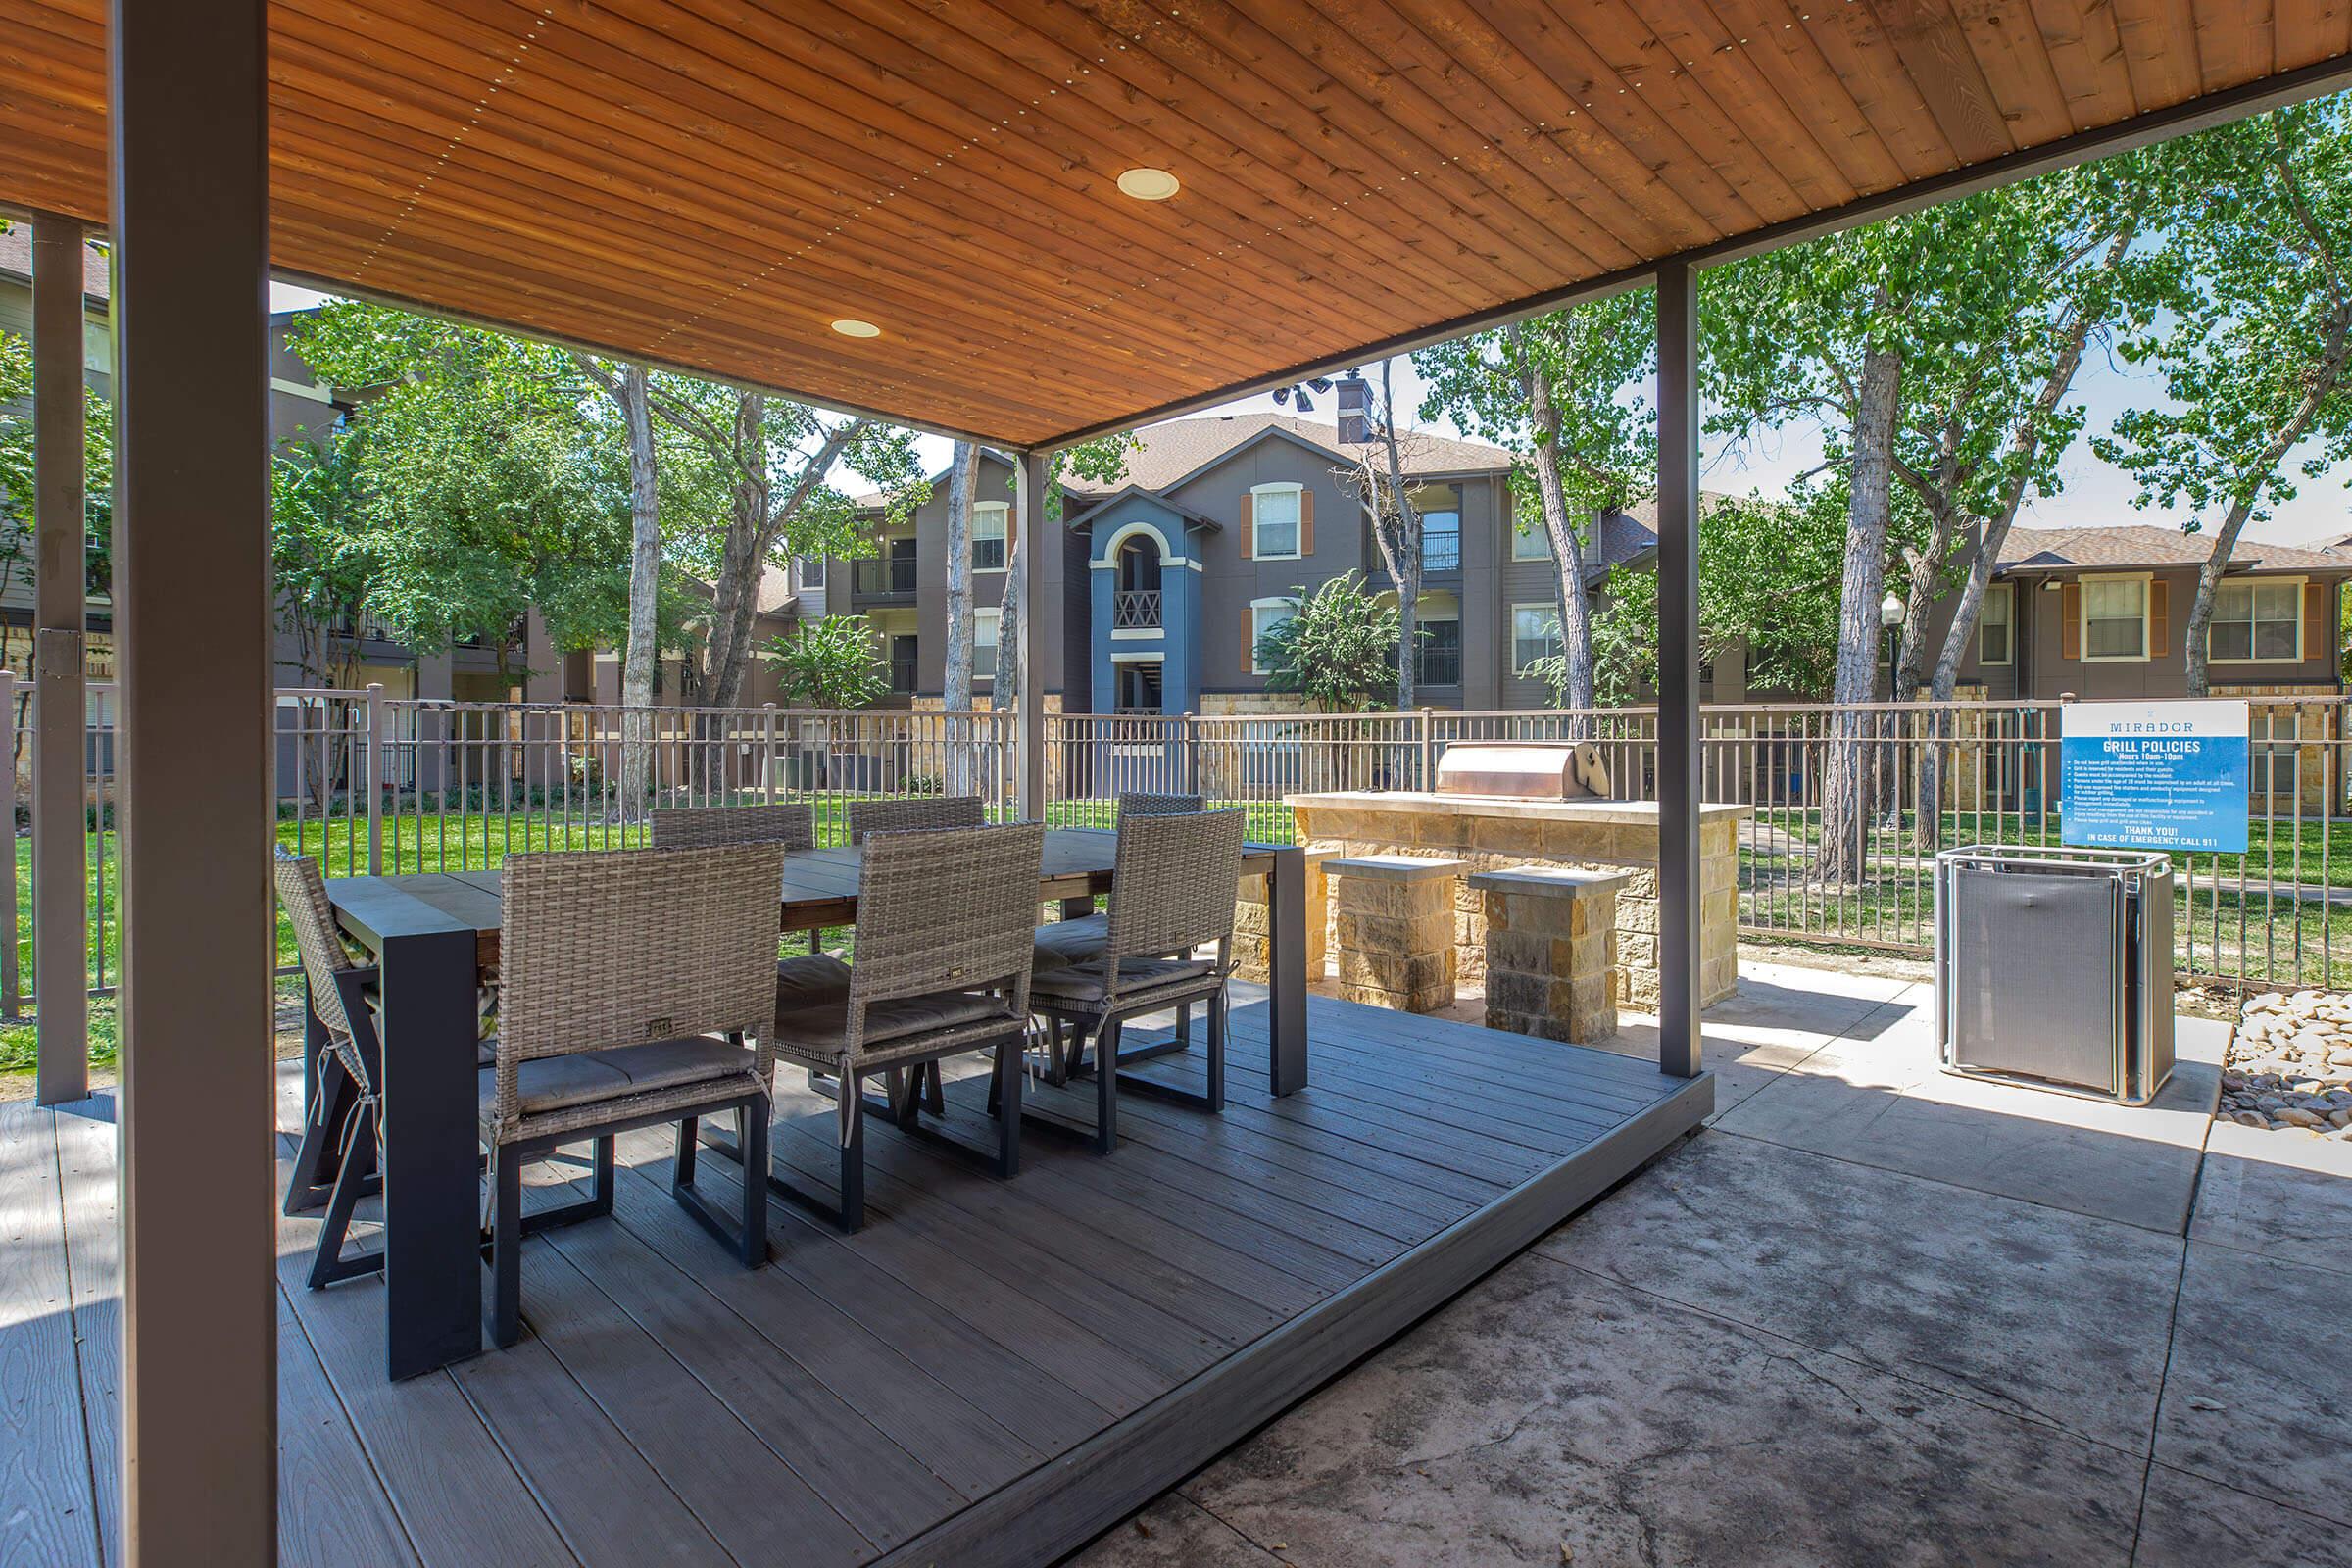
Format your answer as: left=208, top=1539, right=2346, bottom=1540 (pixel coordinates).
left=2306, top=581, right=2327, bottom=661
left=2149, top=579, right=2169, bottom=659
left=2060, top=582, right=2081, bottom=661
left=1240, top=494, right=1254, bottom=559
left=1299, top=489, right=1315, bottom=555
left=1004, top=504, right=1017, bottom=553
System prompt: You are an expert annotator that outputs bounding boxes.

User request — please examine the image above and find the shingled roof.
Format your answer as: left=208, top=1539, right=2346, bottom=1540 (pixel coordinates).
left=1995, top=524, right=2351, bottom=574
left=1062, top=414, right=1512, bottom=497
left=0, top=225, right=110, bottom=300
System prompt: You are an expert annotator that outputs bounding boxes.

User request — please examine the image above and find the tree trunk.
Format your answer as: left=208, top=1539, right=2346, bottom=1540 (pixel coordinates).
left=1818, top=342, right=1900, bottom=885
left=999, top=525, right=1023, bottom=709
left=618, top=362, right=661, bottom=821
left=1513, top=331, right=1598, bottom=731
left=941, top=441, right=977, bottom=793
left=2183, top=311, right=2352, bottom=696
left=697, top=402, right=858, bottom=710
left=1368, top=360, right=1421, bottom=710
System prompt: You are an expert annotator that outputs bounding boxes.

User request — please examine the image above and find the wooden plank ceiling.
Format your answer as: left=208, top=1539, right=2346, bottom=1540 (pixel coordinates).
left=2, top=0, right=2345, bottom=447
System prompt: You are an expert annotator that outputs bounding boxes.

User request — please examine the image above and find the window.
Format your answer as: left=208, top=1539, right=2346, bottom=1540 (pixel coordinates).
left=973, top=608, right=1000, bottom=679
left=1510, top=523, right=1549, bottom=562
left=1413, top=484, right=1460, bottom=573
left=1512, top=604, right=1562, bottom=674
left=797, top=555, right=825, bottom=589
left=2210, top=579, right=2302, bottom=662
left=2255, top=712, right=2300, bottom=799
left=1251, top=485, right=1302, bottom=560
left=2082, top=576, right=2148, bottom=661
left=972, top=502, right=1008, bottom=571
left=1250, top=600, right=1295, bottom=675
left=1979, top=583, right=2013, bottom=666
left=1416, top=616, right=1462, bottom=687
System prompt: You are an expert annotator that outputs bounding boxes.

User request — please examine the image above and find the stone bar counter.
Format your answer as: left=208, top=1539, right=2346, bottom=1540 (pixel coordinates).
left=1284, top=792, right=1751, bottom=1011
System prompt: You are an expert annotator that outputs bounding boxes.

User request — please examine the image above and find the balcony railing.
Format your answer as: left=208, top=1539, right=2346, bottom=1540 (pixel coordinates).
left=1421, top=533, right=1461, bottom=573
left=1112, top=588, right=1162, bottom=629
left=854, top=557, right=919, bottom=596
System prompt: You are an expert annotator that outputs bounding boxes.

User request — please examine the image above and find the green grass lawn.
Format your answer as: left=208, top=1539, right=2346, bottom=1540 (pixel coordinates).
left=0, top=794, right=1303, bottom=1073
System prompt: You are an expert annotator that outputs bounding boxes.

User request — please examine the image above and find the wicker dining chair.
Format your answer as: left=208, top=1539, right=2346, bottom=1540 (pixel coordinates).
left=484, top=843, right=786, bottom=1347
left=651, top=800, right=816, bottom=852
left=652, top=799, right=842, bottom=974
left=845, top=793, right=984, bottom=843
left=1117, top=791, right=1204, bottom=816
left=1032, top=791, right=1213, bottom=1077
left=275, top=851, right=391, bottom=1290
left=1028, top=808, right=1247, bottom=1154
left=768, top=820, right=1045, bottom=1232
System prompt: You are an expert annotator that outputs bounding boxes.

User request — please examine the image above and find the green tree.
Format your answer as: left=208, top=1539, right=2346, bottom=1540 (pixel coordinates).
left=270, top=430, right=371, bottom=688
left=2095, top=97, right=2352, bottom=694
left=287, top=304, right=649, bottom=683
left=0, top=327, right=113, bottom=603
left=1705, top=172, right=2164, bottom=877
left=1584, top=488, right=1849, bottom=703
left=646, top=380, right=925, bottom=708
left=1255, top=572, right=1405, bottom=712
left=762, top=613, right=888, bottom=710
left=1417, top=293, right=1655, bottom=718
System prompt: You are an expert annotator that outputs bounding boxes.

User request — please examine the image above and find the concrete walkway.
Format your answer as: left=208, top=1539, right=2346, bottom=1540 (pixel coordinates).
left=1071, top=961, right=2351, bottom=1567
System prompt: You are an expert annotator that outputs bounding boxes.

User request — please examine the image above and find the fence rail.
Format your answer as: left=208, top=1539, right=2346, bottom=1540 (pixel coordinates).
left=4, top=692, right=2343, bottom=1029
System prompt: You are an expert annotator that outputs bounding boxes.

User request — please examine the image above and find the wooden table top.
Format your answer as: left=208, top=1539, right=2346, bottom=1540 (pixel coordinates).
left=326, top=827, right=1288, bottom=961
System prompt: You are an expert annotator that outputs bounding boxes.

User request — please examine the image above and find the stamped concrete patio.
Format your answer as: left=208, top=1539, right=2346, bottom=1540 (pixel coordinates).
left=1074, top=961, right=2348, bottom=1567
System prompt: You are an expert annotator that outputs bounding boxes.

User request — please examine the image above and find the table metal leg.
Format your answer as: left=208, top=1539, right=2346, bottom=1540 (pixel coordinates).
left=1266, top=847, right=1308, bottom=1096
left=378, top=927, right=484, bottom=1379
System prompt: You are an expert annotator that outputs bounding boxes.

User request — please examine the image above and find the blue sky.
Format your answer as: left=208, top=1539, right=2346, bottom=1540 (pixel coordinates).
left=271, top=280, right=2346, bottom=548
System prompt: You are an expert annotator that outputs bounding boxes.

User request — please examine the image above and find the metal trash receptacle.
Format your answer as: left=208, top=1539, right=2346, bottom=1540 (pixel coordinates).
left=1935, top=845, right=2175, bottom=1104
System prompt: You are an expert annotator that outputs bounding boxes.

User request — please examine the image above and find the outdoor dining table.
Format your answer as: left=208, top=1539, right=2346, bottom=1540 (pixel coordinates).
left=318, top=825, right=1310, bottom=1379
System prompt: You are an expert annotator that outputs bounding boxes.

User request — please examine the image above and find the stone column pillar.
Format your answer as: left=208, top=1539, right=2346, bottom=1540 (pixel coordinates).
left=1470, top=865, right=1630, bottom=1042
left=1236, top=844, right=1334, bottom=982
left=1327, top=854, right=1463, bottom=1013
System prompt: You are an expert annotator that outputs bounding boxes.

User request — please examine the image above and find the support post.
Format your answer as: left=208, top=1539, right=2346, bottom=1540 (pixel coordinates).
left=366, top=681, right=386, bottom=875
left=31, top=215, right=90, bottom=1105
left=1015, top=449, right=1049, bottom=819
left=111, top=0, right=277, bottom=1557
left=1654, top=260, right=1704, bottom=1079
left=0, top=672, right=20, bottom=1020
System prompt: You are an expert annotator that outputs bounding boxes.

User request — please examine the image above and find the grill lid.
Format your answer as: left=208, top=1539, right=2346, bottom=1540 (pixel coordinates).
left=1434, top=742, right=1611, bottom=800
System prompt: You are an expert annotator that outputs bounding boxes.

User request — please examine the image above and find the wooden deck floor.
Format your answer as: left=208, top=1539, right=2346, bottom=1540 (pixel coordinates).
left=1, top=990, right=1709, bottom=1568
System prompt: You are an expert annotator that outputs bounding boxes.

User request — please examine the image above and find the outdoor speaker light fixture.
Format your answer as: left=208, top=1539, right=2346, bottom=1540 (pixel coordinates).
left=1116, top=167, right=1181, bottom=200
left=830, top=318, right=883, bottom=338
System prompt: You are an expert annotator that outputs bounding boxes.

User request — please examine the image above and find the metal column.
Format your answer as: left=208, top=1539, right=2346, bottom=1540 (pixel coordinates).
left=111, top=0, right=278, bottom=1557
left=1015, top=449, right=1049, bottom=820
left=1654, top=259, right=1704, bottom=1079
left=30, top=215, right=89, bottom=1105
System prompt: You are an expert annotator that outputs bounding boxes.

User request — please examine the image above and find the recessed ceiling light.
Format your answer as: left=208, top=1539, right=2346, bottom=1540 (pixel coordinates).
left=829, top=318, right=882, bottom=338
left=1116, top=167, right=1181, bottom=201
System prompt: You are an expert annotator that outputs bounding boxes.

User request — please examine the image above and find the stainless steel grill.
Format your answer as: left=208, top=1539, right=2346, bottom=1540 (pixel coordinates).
left=1434, top=741, right=1611, bottom=801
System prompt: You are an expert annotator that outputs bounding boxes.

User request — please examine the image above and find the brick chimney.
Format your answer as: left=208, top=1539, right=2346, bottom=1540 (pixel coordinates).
left=1335, top=371, right=1370, bottom=445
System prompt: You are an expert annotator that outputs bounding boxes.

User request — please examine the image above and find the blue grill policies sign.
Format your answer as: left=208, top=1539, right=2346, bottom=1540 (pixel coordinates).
left=2059, top=699, right=2250, bottom=855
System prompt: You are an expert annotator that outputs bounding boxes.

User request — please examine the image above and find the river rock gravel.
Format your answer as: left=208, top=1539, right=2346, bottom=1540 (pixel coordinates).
left=2225, top=991, right=2352, bottom=1138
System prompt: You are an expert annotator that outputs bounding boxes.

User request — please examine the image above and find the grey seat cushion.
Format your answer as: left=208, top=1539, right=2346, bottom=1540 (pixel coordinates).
left=1030, top=955, right=1217, bottom=1004
left=1032, top=912, right=1108, bottom=972
left=478, top=1035, right=754, bottom=1121
left=776, top=953, right=854, bottom=1010
left=1036, top=916, right=1211, bottom=971
left=772, top=989, right=1016, bottom=1055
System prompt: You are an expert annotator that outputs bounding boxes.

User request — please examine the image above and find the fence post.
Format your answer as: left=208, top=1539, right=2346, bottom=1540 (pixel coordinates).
left=762, top=704, right=777, bottom=804
left=0, top=671, right=18, bottom=1019
left=1182, top=712, right=1198, bottom=797
left=365, top=681, right=386, bottom=875
left=1419, top=707, right=1435, bottom=790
